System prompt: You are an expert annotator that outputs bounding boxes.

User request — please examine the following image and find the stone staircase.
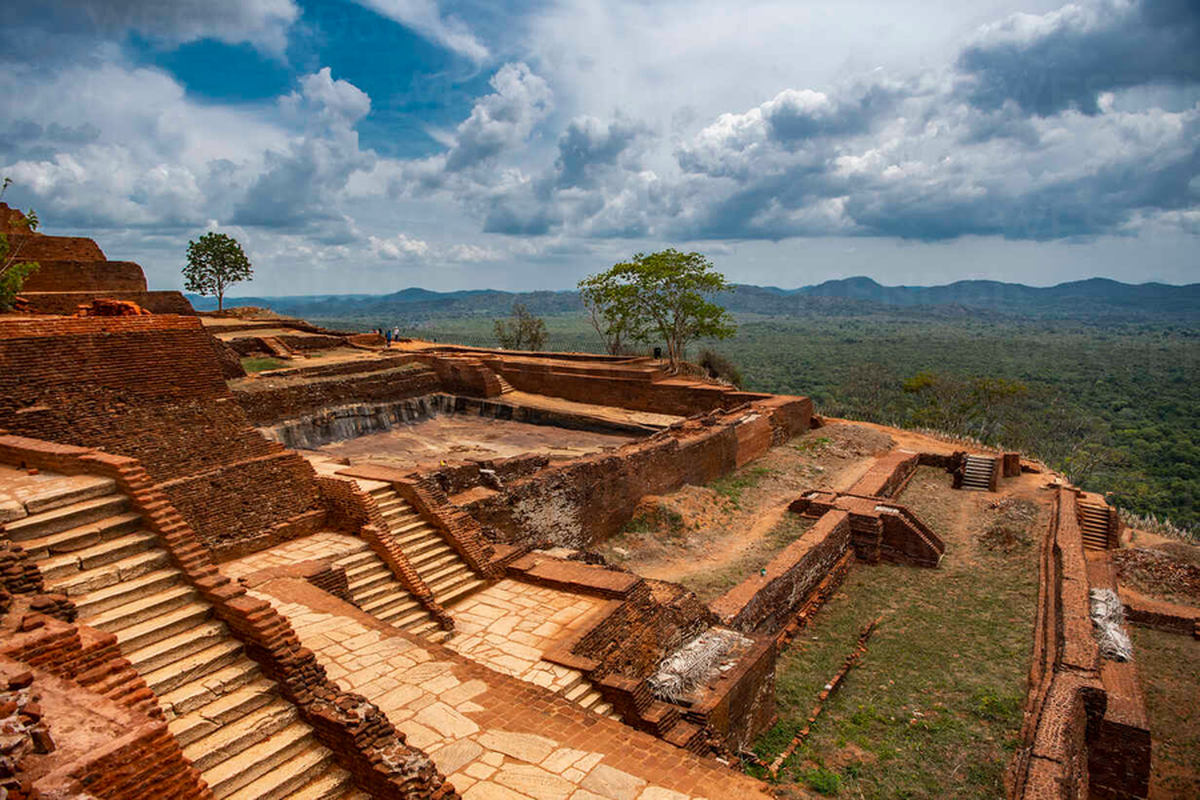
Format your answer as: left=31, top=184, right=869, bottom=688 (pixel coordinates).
left=559, top=672, right=616, bottom=718
left=495, top=374, right=516, bottom=395
left=961, top=454, right=995, bottom=491
left=332, top=539, right=448, bottom=642
left=1078, top=501, right=1112, bottom=551
left=260, top=336, right=295, bottom=360
left=367, top=486, right=485, bottom=607
left=3, top=479, right=363, bottom=800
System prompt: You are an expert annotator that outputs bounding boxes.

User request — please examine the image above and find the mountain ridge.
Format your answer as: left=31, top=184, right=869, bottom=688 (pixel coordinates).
left=187, top=276, right=1200, bottom=322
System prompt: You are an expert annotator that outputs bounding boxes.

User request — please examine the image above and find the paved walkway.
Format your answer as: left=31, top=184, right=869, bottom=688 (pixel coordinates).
left=252, top=578, right=773, bottom=800
left=445, top=579, right=603, bottom=694
left=221, top=530, right=367, bottom=580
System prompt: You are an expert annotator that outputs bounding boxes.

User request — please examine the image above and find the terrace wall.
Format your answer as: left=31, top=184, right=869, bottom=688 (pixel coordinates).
left=21, top=260, right=148, bottom=292
left=0, top=316, right=324, bottom=561
left=236, top=364, right=440, bottom=426
left=1008, top=488, right=1150, bottom=800
left=710, top=510, right=852, bottom=635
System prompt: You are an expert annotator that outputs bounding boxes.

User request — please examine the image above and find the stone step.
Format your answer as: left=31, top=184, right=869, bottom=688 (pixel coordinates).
left=409, top=619, right=440, bottom=636
left=159, top=658, right=264, bottom=720
left=436, top=578, right=485, bottom=607
left=184, top=697, right=300, bottom=774
left=374, top=497, right=404, bottom=512
left=203, top=722, right=316, bottom=799
left=16, top=512, right=143, bottom=560
left=47, top=548, right=172, bottom=597
left=578, top=690, right=601, bottom=709
left=594, top=702, right=614, bottom=717
left=142, top=639, right=244, bottom=696
left=375, top=599, right=423, bottom=625
left=390, top=516, right=431, bottom=536
left=285, top=765, right=356, bottom=800
left=422, top=561, right=469, bottom=587
left=393, top=609, right=433, bottom=630
left=351, top=581, right=400, bottom=608
left=399, top=534, right=445, bottom=559
left=87, top=583, right=199, bottom=632
left=334, top=550, right=376, bottom=571
left=407, top=542, right=452, bottom=564
left=20, top=476, right=117, bottom=515
left=5, top=495, right=130, bottom=542
left=346, top=566, right=392, bottom=595
left=72, top=567, right=184, bottom=617
left=125, top=619, right=229, bottom=674
left=116, top=600, right=214, bottom=651
left=425, top=630, right=453, bottom=645
left=564, top=684, right=589, bottom=702
left=411, top=550, right=457, bottom=574
left=223, top=745, right=336, bottom=800
left=557, top=674, right=584, bottom=695
left=38, top=531, right=158, bottom=580
left=361, top=589, right=417, bottom=616
left=169, top=678, right=279, bottom=747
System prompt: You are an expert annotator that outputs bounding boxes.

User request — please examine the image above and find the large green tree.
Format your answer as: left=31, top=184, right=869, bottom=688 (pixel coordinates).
left=579, top=249, right=736, bottom=369
left=0, top=178, right=40, bottom=312
left=183, top=232, right=253, bottom=312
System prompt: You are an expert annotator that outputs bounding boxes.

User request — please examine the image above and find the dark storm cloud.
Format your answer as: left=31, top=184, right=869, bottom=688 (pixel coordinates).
left=553, top=117, right=648, bottom=189
left=957, top=0, right=1200, bottom=116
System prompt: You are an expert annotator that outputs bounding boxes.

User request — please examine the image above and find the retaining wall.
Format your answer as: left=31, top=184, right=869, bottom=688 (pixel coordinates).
left=710, top=510, right=852, bottom=635
left=0, top=316, right=326, bottom=562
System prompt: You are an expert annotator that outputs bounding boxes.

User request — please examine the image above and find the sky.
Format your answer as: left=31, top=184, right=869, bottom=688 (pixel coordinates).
left=1, top=0, right=1197, bottom=296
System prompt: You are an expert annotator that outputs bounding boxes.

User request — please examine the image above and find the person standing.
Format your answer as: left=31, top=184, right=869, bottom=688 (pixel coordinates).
left=385, top=328, right=392, bottom=348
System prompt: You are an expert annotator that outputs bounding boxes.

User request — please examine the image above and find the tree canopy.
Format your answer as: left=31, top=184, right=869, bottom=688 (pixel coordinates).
left=494, top=302, right=547, bottom=351
left=0, top=177, right=40, bottom=312
left=579, top=249, right=736, bottom=368
left=183, top=232, right=253, bottom=312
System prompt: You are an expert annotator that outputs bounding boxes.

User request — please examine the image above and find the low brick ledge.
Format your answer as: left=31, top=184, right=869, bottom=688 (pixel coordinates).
left=506, top=553, right=643, bottom=599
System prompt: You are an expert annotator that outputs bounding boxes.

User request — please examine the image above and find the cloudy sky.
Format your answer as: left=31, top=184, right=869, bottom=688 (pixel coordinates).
left=1, top=0, right=1197, bottom=296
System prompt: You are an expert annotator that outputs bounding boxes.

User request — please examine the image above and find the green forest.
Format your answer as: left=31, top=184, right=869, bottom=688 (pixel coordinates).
left=312, top=309, right=1198, bottom=534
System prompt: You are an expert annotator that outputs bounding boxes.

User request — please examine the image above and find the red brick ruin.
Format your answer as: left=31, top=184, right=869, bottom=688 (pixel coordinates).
left=0, top=220, right=1158, bottom=799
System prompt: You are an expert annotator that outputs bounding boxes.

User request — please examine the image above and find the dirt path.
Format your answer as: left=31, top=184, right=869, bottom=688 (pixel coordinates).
left=609, top=423, right=894, bottom=583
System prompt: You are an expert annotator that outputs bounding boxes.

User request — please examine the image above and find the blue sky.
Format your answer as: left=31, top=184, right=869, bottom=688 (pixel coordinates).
left=1, top=0, right=1197, bottom=296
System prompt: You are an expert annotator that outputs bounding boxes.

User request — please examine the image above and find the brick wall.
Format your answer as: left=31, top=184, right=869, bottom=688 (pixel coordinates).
left=4, top=233, right=105, bottom=261
left=710, top=510, right=851, bottom=635
left=685, top=636, right=777, bottom=751
left=0, top=651, right=213, bottom=800
left=236, top=366, right=440, bottom=426
left=20, top=260, right=148, bottom=292
left=847, top=451, right=919, bottom=498
left=1007, top=488, right=1153, bottom=800
left=0, top=317, right=326, bottom=560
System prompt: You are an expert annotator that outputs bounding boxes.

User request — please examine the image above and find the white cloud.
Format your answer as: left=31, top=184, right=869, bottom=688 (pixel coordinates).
left=349, top=0, right=489, bottom=61
left=369, top=233, right=431, bottom=260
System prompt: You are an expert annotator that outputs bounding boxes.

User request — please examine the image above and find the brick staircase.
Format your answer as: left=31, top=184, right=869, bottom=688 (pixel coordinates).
left=332, top=538, right=447, bottom=641
left=261, top=336, right=295, bottom=360
left=3, top=480, right=364, bottom=800
left=961, top=454, right=995, bottom=491
left=1077, top=501, right=1112, bottom=551
left=367, top=486, right=485, bottom=607
left=495, top=374, right=516, bottom=395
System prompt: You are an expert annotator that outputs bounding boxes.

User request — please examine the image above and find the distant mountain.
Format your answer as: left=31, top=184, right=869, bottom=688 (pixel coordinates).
left=187, top=276, right=1200, bottom=323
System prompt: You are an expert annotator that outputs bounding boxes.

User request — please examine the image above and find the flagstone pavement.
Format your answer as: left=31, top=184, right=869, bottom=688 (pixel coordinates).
left=250, top=577, right=774, bottom=800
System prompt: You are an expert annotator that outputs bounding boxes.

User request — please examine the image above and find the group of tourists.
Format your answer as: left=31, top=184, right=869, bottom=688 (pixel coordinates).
left=371, top=326, right=402, bottom=347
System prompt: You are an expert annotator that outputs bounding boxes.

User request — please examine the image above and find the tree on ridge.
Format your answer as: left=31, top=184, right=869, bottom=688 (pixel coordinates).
left=579, top=249, right=736, bottom=369
left=183, top=231, right=253, bottom=312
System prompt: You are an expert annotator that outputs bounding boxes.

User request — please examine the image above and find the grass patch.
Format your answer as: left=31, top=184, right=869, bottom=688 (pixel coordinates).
left=711, top=465, right=779, bottom=509
left=1130, top=626, right=1200, bottom=797
left=752, top=467, right=1040, bottom=798
left=241, top=356, right=288, bottom=373
left=677, top=513, right=812, bottom=603
left=623, top=503, right=686, bottom=538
